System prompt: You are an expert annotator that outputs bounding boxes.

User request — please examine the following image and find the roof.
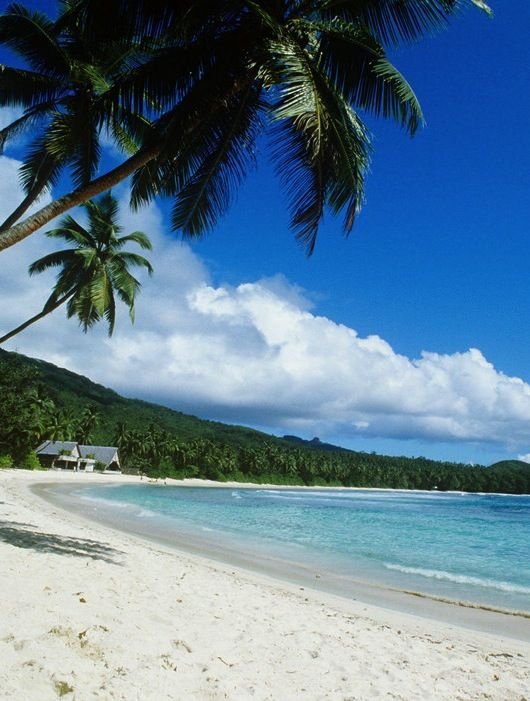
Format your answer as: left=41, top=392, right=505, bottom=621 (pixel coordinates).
left=36, top=441, right=79, bottom=456
left=78, top=445, right=119, bottom=465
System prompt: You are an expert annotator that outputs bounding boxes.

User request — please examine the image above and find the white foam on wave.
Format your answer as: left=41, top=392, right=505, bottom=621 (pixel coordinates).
left=137, top=509, right=156, bottom=519
left=257, top=489, right=459, bottom=501
left=78, top=493, right=132, bottom=509
left=257, top=491, right=307, bottom=501
left=384, top=563, right=530, bottom=595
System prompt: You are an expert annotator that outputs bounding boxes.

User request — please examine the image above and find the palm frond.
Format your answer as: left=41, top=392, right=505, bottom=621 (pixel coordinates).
left=104, top=43, right=216, bottom=117
left=83, top=192, right=121, bottom=239
left=0, top=66, right=62, bottom=109
left=109, top=258, right=142, bottom=303
left=45, top=216, right=94, bottom=247
left=106, top=111, right=152, bottom=156
left=0, top=4, right=69, bottom=74
left=0, top=102, right=57, bottom=153
left=66, top=286, right=101, bottom=330
left=103, top=287, right=117, bottom=335
left=113, top=251, right=153, bottom=274
left=45, top=109, right=102, bottom=187
left=270, top=37, right=370, bottom=252
left=87, top=265, right=111, bottom=316
left=28, top=248, right=77, bottom=275
left=116, top=231, right=153, bottom=251
left=171, top=80, right=264, bottom=237
left=17, top=136, right=64, bottom=196
left=319, top=0, right=453, bottom=45
left=130, top=46, right=261, bottom=211
left=311, top=19, right=423, bottom=134
left=319, top=0, right=491, bottom=45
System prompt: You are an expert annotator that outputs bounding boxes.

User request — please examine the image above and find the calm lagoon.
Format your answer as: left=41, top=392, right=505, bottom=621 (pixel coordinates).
left=76, top=484, right=530, bottom=613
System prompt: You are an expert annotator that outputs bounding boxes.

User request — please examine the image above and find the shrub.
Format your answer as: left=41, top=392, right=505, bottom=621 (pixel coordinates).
left=0, top=454, right=13, bottom=469
left=22, top=451, right=42, bottom=470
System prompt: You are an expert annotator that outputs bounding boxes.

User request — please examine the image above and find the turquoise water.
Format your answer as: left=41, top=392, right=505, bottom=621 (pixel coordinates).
left=78, top=485, right=530, bottom=612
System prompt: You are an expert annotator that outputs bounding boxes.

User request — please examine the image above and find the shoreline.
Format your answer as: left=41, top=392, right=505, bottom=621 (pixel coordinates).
left=2, top=469, right=529, bottom=700
left=34, top=475, right=530, bottom=642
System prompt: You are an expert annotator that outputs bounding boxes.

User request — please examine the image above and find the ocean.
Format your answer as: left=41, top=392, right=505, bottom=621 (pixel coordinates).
left=76, top=484, right=530, bottom=613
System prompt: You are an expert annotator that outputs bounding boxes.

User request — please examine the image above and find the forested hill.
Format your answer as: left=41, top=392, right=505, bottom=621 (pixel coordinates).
left=0, top=348, right=285, bottom=449
left=1, top=349, right=530, bottom=493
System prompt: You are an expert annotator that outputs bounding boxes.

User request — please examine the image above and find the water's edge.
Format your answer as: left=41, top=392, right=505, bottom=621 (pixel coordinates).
left=32, top=481, right=530, bottom=643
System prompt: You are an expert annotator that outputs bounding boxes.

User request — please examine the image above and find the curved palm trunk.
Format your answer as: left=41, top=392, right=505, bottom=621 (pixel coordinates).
left=0, top=142, right=163, bottom=252
left=0, top=293, right=72, bottom=345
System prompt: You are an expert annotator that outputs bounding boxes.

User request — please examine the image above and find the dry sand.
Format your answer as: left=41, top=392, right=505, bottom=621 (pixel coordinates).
left=1, top=469, right=529, bottom=700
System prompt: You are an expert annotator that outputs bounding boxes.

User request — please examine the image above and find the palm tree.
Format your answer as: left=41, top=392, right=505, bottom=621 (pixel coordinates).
left=0, top=1, right=150, bottom=235
left=0, top=0, right=491, bottom=253
left=43, top=408, right=77, bottom=442
left=0, top=192, right=153, bottom=344
left=76, top=405, right=101, bottom=443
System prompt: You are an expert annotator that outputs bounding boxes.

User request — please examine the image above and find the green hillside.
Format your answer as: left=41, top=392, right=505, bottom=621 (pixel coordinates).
left=489, top=460, right=529, bottom=471
left=1, top=349, right=529, bottom=493
left=0, top=349, right=292, bottom=450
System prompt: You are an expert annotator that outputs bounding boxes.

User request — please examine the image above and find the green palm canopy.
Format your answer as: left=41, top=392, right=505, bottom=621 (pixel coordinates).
left=0, top=0, right=491, bottom=254
left=0, top=192, right=153, bottom=344
left=0, top=0, right=150, bottom=231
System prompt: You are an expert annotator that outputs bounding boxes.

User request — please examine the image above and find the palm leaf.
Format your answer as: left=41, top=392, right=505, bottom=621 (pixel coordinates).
left=45, top=216, right=94, bottom=247
left=28, top=248, right=77, bottom=275
left=130, top=47, right=260, bottom=210
left=116, top=231, right=153, bottom=251
left=0, top=66, right=62, bottom=109
left=171, top=80, right=264, bottom=236
left=0, top=101, right=59, bottom=154
left=310, top=19, right=423, bottom=134
left=45, top=109, right=102, bottom=187
left=319, top=0, right=455, bottom=45
left=113, top=251, right=153, bottom=273
left=16, top=129, right=66, bottom=196
left=270, top=37, right=370, bottom=252
left=0, top=4, right=69, bottom=74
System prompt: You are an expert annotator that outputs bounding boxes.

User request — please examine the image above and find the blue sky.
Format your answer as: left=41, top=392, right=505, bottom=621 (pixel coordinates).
left=2, top=1, right=530, bottom=466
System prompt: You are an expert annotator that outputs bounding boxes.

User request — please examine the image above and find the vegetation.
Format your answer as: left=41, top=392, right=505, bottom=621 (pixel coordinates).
left=0, top=0, right=491, bottom=253
left=1, top=349, right=529, bottom=494
left=0, top=355, right=52, bottom=464
left=0, top=193, right=153, bottom=344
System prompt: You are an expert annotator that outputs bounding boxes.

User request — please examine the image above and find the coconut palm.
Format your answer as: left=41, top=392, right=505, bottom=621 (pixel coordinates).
left=76, top=405, right=101, bottom=443
left=0, top=0, right=491, bottom=254
left=0, top=1, right=150, bottom=233
left=0, top=192, right=153, bottom=344
left=43, top=408, right=77, bottom=442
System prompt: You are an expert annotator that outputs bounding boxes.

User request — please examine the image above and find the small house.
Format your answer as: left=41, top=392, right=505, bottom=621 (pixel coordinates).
left=78, top=445, right=121, bottom=472
left=36, top=441, right=121, bottom=473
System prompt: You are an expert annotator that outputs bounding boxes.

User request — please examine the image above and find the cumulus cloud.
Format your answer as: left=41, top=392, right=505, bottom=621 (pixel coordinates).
left=2, top=156, right=530, bottom=453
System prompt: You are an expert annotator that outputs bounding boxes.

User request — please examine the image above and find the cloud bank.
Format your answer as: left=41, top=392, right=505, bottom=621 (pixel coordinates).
left=1, top=155, right=530, bottom=454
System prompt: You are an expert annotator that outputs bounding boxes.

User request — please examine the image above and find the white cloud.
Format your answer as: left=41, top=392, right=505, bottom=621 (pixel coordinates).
left=2, top=156, right=530, bottom=454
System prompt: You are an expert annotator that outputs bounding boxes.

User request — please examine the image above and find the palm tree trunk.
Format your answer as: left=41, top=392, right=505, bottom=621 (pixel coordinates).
left=0, top=142, right=163, bottom=252
left=0, top=293, right=72, bottom=345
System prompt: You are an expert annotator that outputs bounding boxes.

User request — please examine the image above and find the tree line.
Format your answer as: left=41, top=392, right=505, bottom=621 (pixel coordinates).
left=3, top=355, right=528, bottom=493
left=115, top=424, right=530, bottom=494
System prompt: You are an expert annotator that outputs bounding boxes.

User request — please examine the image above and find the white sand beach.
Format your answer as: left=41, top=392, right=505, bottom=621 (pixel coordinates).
left=1, top=470, right=529, bottom=700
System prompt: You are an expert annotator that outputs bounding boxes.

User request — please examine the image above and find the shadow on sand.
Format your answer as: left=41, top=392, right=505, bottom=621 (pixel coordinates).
left=0, top=519, right=124, bottom=564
